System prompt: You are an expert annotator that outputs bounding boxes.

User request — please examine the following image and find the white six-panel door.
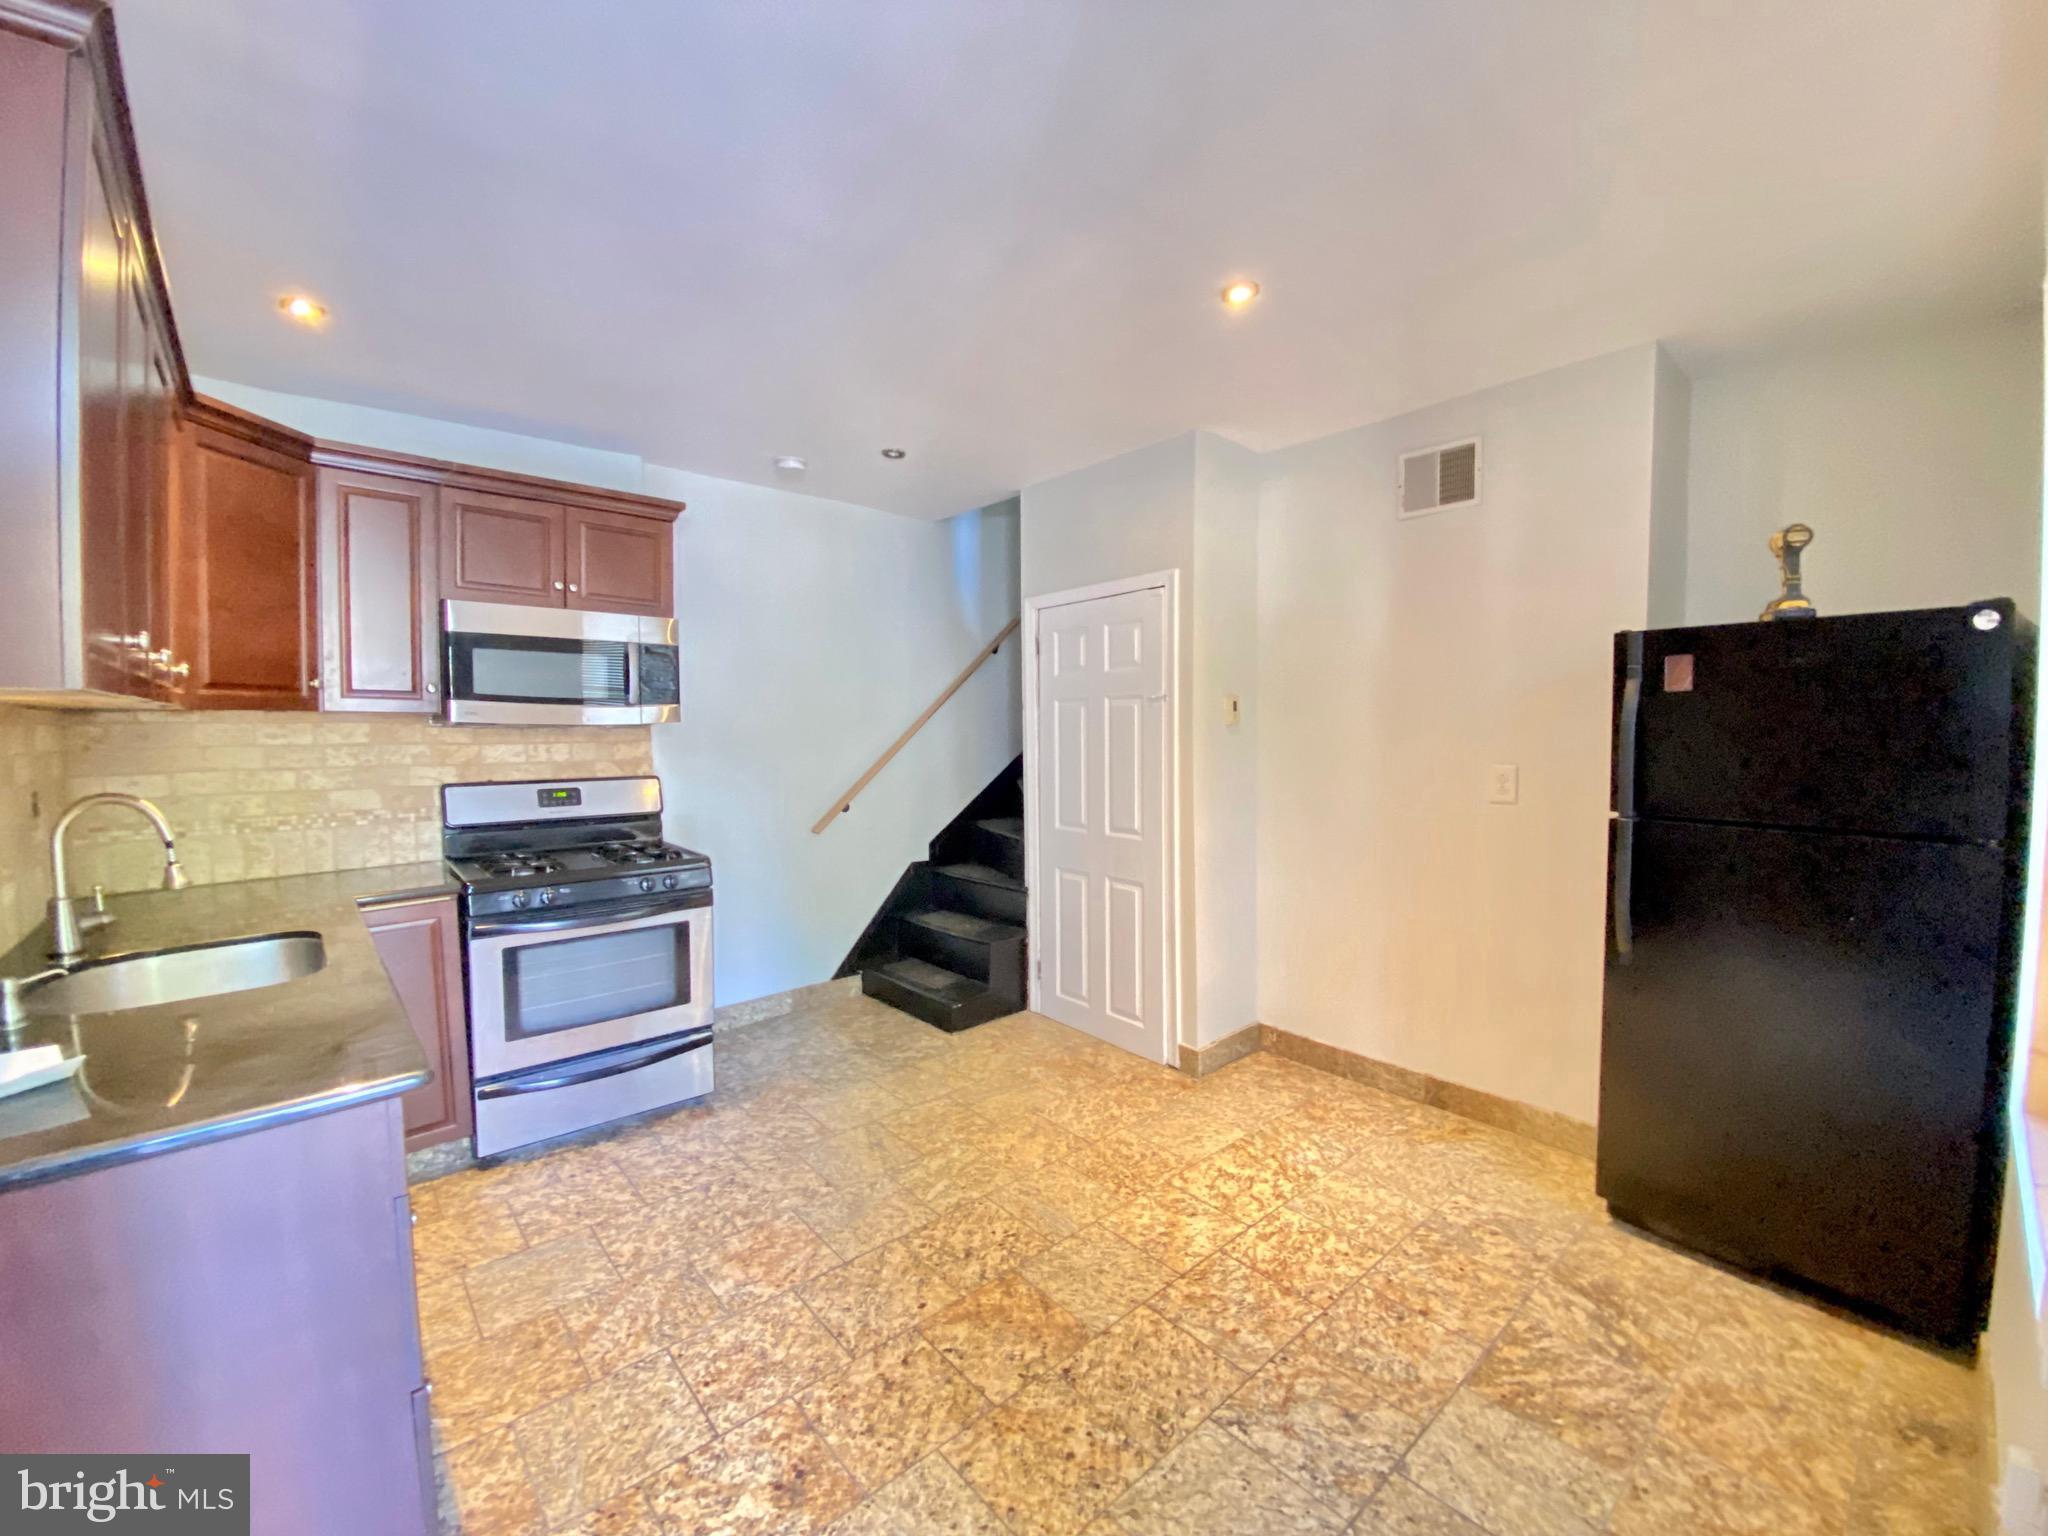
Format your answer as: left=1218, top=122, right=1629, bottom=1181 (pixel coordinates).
left=1033, top=583, right=1170, bottom=1063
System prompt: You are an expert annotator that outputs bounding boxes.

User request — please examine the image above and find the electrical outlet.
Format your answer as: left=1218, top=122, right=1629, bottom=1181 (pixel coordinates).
left=1487, top=764, right=1519, bottom=805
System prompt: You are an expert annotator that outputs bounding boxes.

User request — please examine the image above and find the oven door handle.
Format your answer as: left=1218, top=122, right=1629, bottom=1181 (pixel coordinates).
left=468, top=891, right=709, bottom=937
left=474, top=1029, right=713, bottom=1100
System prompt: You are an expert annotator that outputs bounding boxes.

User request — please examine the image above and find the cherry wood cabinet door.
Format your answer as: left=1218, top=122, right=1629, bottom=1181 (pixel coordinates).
left=166, top=423, right=316, bottom=710
left=441, top=490, right=565, bottom=606
left=76, top=127, right=145, bottom=698
left=319, top=468, right=440, bottom=712
left=123, top=253, right=176, bottom=701
left=565, top=506, right=673, bottom=616
left=362, top=895, right=472, bottom=1153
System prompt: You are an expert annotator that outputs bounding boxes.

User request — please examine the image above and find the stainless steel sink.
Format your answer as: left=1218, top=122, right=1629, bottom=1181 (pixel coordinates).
left=6, top=933, right=326, bottom=1020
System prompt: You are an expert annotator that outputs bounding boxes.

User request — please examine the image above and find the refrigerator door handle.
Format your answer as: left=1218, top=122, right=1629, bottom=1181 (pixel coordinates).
left=1612, top=818, right=1634, bottom=959
left=1616, top=631, right=1643, bottom=818
left=1611, top=631, right=1643, bottom=960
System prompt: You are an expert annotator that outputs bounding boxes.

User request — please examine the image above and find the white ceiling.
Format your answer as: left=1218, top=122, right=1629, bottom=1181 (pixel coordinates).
left=113, top=0, right=2046, bottom=519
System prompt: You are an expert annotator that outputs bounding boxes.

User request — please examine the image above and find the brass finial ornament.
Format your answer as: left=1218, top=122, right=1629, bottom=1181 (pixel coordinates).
left=1761, top=523, right=1818, bottom=621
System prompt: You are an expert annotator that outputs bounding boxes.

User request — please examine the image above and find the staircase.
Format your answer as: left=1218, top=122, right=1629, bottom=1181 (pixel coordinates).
left=839, top=757, right=1027, bottom=1032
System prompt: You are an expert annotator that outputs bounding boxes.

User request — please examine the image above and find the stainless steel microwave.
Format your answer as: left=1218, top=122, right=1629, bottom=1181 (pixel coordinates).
left=441, top=601, right=679, bottom=725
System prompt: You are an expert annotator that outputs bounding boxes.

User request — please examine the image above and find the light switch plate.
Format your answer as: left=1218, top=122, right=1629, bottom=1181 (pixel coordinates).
left=1488, top=764, right=1519, bottom=805
left=1224, top=694, right=1241, bottom=728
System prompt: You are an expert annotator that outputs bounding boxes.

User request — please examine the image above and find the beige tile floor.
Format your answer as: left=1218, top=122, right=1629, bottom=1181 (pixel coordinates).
left=418, top=992, right=1990, bottom=1536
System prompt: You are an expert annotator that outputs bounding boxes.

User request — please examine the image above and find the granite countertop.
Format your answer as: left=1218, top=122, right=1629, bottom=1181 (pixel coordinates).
left=0, top=862, right=459, bottom=1192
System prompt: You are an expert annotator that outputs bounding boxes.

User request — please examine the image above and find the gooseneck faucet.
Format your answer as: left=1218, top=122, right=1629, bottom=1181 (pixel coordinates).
left=46, top=793, right=190, bottom=962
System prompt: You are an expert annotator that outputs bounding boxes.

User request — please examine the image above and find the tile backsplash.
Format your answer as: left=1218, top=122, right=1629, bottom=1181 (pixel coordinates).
left=0, top=705, right=71, bottom=952
left=0, top=710, right=653, bottom=948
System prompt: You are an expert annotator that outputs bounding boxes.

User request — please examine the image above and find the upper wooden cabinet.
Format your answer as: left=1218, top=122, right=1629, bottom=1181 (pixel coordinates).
left=442, top=490, right=567, bottom=606
left=0, top=8, right=187, bottom=705
left=567, top=507, right=673, bottom=617
left=318, top=468, right=440, bottom=712
left=164, top=408, right=317, bottom=711
left=316, top=455, right=678, bottom=712
left=441, top=494, right=674, bottom=617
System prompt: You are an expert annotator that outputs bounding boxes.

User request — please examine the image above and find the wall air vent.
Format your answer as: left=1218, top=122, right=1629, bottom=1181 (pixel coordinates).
left=1397, top=437, right=1481, bottom=519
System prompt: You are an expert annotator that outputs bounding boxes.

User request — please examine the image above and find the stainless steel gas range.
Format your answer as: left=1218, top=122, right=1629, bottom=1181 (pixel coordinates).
left=442, top=776, right=713, bottom=1158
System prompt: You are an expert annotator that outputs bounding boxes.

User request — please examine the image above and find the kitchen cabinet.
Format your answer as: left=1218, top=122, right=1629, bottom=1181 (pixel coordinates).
left=318, top=467, right=441, bottom=711
left=442, top=489, right=567, bottom=606
left=163, top=407, right=317, bottom=710
left=362, top=894, right=472, bottom=1153
left=0, top=1097, right=434, bottom=1536
left=0, top=9, right=185, bottom=705
left=442, top=492, right=675, bottom=616
left=567, top=505, right=673, bottom=616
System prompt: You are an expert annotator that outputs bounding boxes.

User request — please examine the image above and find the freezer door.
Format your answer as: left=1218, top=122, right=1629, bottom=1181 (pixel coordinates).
left=1611, top=602, right=2023, bottom=842
left=1597, top=817, right=2013, bottom=1344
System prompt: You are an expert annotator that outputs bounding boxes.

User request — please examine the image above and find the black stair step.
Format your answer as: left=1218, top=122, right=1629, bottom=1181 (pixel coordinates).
left=903, top=908, right=1023, bottom=944
left=932, top=861, right=1022, bottom=890
left=930, top=861, right=1027, bottom=922
left=976, top=817, right=1023, bottom=841
left=862, top=957, right=1016, bottom=1033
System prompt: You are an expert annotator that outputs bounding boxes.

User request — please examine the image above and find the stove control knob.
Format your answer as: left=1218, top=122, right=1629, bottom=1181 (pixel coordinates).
left=662, top=874, right=680, bottom=891
left=511, top=891, right=531, bottom=910
left=537, top=888, right=556, bottom=906
left=639, top=876, right=656, bottom=893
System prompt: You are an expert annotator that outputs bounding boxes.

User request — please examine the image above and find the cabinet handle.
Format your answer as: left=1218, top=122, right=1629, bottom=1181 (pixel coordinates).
left=553, top=581, right=565, bottom=591
left=426, top=683, right=439, bottom=695
left=568, top=583, right=578, bottom=594
left=306, top=676, right=320, bottom=689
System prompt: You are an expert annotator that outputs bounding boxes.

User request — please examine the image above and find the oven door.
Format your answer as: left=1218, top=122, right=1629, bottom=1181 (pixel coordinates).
left=442, top=600, right=668, bottom=725
left=467, top=894, right=712, bottom=1079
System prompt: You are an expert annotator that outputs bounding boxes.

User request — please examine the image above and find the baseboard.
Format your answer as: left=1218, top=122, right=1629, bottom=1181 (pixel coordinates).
left=1257, top=1024, right=1597, bottom=1158
left=716, top=975, right=860, bottom=1031
left=1178, top=1025, right=1260, bottom=1078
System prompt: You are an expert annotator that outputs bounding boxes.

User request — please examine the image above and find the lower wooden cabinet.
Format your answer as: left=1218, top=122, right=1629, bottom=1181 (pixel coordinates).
left=361, top=894, right=472, bottom=1153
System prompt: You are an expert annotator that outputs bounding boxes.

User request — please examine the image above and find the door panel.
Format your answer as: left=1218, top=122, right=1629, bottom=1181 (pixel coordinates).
left=320, top=468, right=439, bottom=711
left=1106, top=878, right=1145, bottom=1024
left=76, top=131, right=134, bottom=695
left=1034, top=584, right=1169, bottom=1062
left=442, top=492, right=564, bottom=605
left=1053, top=869, right=1089, bottom=1008
left=127, top=287, right=175, bottom=700
left=1617, top=605, right=2022, bottom=841
left=566, top=507, right=671, bottom=616
left=362, top=896, right=471, bottom=1153
left=168, top=425, right=316, bottom=710
left=1598, top=816, right=2009, bottom=1341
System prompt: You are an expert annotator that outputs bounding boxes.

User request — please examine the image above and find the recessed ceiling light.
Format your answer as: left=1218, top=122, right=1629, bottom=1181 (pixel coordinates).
left=279, top=294, right=327, bottom=325
left=1220, top=280, right=1261, bottom=308
left=773, top=455, right=807, bottom=472
left=880, top=447, right=907, bottom=460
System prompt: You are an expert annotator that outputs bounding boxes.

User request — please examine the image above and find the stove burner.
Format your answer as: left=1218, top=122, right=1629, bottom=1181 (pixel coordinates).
left=595, top=842, right=682, bottom=867
left=477, top=853, right=564, bottom=878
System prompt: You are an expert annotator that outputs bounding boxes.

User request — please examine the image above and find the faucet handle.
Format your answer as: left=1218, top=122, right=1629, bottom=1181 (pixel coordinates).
left=80, top=885, right=114, bottom=932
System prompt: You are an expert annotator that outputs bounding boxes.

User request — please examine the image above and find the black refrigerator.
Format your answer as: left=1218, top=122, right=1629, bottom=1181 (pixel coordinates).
left=1598, top=599, right=2034, bottom=1346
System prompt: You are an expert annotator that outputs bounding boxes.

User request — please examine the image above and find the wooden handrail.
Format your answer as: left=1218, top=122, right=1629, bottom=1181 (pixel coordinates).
left=812, top=617, right=1020, bottom=834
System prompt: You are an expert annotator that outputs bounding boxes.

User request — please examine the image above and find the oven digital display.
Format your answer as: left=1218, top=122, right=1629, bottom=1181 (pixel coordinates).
left=538, top=787, right=583, bottom=807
